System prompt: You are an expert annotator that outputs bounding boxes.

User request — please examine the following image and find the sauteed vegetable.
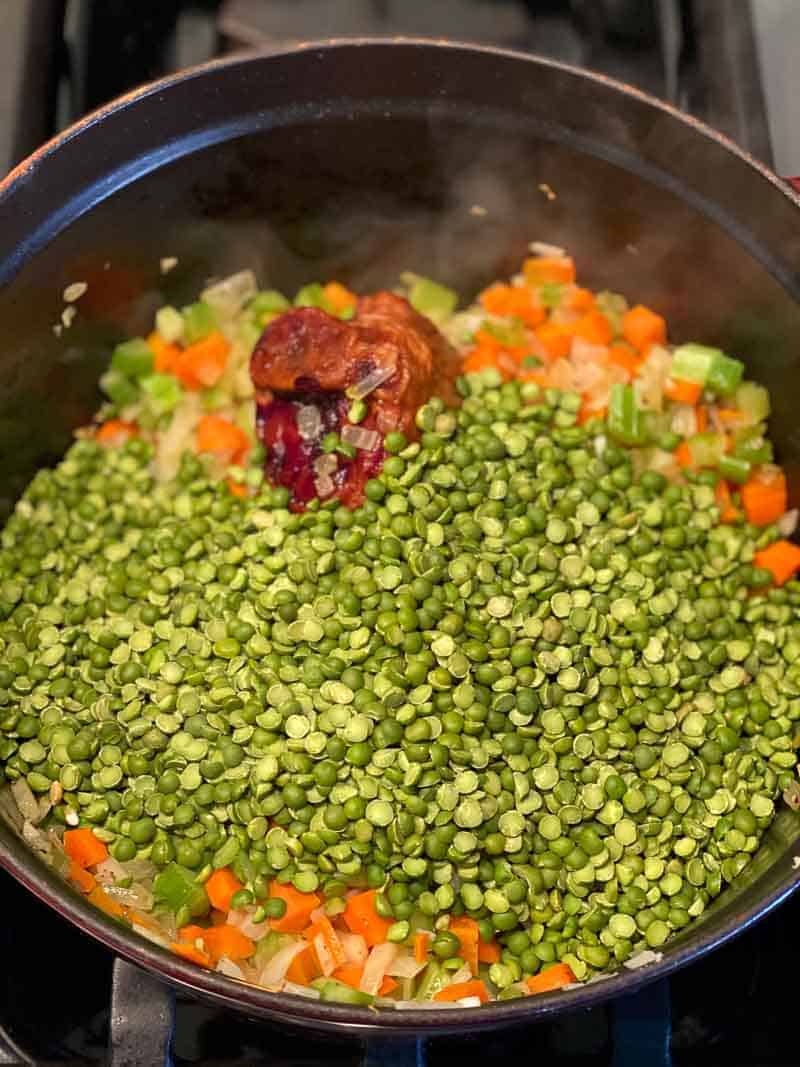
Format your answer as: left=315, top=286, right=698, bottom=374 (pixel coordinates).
left=1, top=246, right=799, bottom=1009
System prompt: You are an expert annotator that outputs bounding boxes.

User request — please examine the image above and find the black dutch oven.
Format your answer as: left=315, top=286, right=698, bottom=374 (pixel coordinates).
left=0, top=39, right=799, bottom=1036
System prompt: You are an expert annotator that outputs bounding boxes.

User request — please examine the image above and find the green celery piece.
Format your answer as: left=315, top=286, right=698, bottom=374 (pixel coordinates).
left=735, top=381, right=770, bottom=423
left=687, top=432, right=727, bottom=468
left=733, top=425, right=773, bottom=465
left=416, top=960, right=447, bottom=1001
left=182, top=300, right=217, bottom=345
left=140, top=373, right=183, bottom=415
left=253, top=931, right=295, bottom=966
left=607, top=383, right=645, bottom=446
left=100, top=369, right=139, bottom=407
left=311, top=978, right=375, bottom=1005
left=539, top=282, right=564, bottom=309
left=250, top=290, right=290, bottom=318
left=719, top=454, right=752, bottom=484
left=595, top=290, right=628, bottom=334
left=481, top=317, right=527, bottom=347
left=402, top=273, right=458, bottom=324
left=153, top=863, right=209, bottom=916
left=111, top=338, right=154, bottom=379
left=670, top=343, right=719, bottom=385
left=706, top=352, right=744, bottom=395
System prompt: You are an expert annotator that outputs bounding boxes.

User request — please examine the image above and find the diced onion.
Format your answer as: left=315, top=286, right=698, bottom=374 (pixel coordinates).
left=339, top=931, right=368, bottom=966
left=314, top=454, right=337, bottom=477
left=529, top=240, right=566, bottom=258
left=594, top=434, right=607, bottom=458
left=202, top=270, right=258, bottom=319
left=777, top=509, right=798, bottom=537
left=94, top=857, right=130, bottom=884
left=297, top=404, right=322, bottom=441
left=133, top=923, right=170, bottom=947
left=227, top=908, right=270, bottom=940
left=783, top=780, right=800, bottom=811
left=216, top=957, right=245, bottom=980
left=447, top=964, right=472, bottom=986
left=313, top=932, right=338, bottom=977
left=624, top=950, right=663, bottom=970
left=315, top=474, right=335, bottom=498
left=340, top=425, right=381, bottom=451
left=387, top=952, right=427, bottom=979
left=457, top=996, right=483, bottom=1008
left=282, top=982, right=321, bottom=999
left=671, top=404, right=698, bottom=437
left=105, top=882, right=154, bottom=910
left=360, top=943, right=399, bottom=995
left=345, top=365, right=395, bottom=400
left=260, top=941, right=309, bottom=986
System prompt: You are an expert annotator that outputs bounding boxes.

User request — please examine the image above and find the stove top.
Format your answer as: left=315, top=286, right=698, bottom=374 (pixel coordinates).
left=0, top=863, right=796, bottom=1066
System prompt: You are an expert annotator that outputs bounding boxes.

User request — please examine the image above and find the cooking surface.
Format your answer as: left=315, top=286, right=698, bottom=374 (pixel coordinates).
left=0, top=4, right=798, bottom=1066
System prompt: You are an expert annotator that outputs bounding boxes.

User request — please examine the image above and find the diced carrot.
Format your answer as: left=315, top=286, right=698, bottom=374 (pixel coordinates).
left=675, top=442, right=693, bottom=469
left=622, top=304, right=666, bottom=352
left=195, top=415, right=250, bottom=463
left=171, top=941, right=212, bottom=967
left=177, top=924, right=208, bottom=943
left=433, top=979, right=490, bottom=1004
left=323, top=281, right=358, bottom=313
left=577, top=400, right=608, bottom=425
left=741, top=467, right=788, bottom=526
left=696, top=405, right=708, bottom=433
left=523, top=256, right=576, bottom=285
left=342, top=889, right=392, bottom=947
left=414, top=931, right=430, bottom=965
left=462, top=346, right=500, bottom=375
left=753, top=540, right=800, bottom=586
left=95, top=419, right=138, bottom=446
left=129, top=909, right=163, bottom=933
left=664, top=378, right=702, bottom=405
left=64, top=827, right=109, bottom=869
left=449, top=916, right=480, bottom=976
left=332, top=962, right=364, bottom=989
left=226, top=477, right=249, bottom=498
left=205, top=867, right=242, bottom=913
left=572, top=310, right=613, bottom=346
left=565, top=286, right=595, bottom=312
left=68, top=861, right=97, bottom=894
left=88, top=885, right=126, bottom=919
left=479, top=283, right=515, bottom=315
left=379, top=976, right=398, bottom=996
left=478, top=284, right=544, bottom=328
left=146, top=331, right=181, bottom=373
left=535, top=321, right=573, bottom=361
left=202, top=924, right=255, bottom=964
left=716, top=407, right=746, bottom=427
left=526, top=963, right=577, bottom=995
left=268, top=880, right=321, bottom=933
left=172, top=330, right=230, bottom=390
left=608, top=342, right=643, bottom=376
left=305, top=915, right=347, bottom=971
left=286, top=943, right=322, bottom=985
left=715, top=480, right=740, bottom=524
left=477, top=938, right=502, bottom=965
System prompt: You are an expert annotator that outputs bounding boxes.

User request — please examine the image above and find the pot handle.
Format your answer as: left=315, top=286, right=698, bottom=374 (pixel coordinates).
left=108, top=958, right=175, bottom=1067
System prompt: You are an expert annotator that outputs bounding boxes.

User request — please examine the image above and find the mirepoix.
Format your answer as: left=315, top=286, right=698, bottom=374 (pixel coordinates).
left=1, top=246, right=799, bottom=1008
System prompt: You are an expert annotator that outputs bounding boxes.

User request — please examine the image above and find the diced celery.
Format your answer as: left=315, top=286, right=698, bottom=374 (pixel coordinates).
left=733, top=425, right=773, bottom=465
left=596, top=290, right=628, bottom=333
left=111, top=338, right=154, bottom=379
left=481, top=318, right=527, bottom=347
left=250, top=289, right=290, bottom=317
left=401, top=273, right=458, bottom=324
left=182, top=300, right=217, bottom=345
left=719, top=454, right=752, bottom=484
left=140, top=373, right=183, bottom=415
left=311, top=978, right=374, bottom=1005
left=687, top=432, right=727, bottom=468
left=152, top=863, right=209, bottom=916
left=155, top=305, right=184, bottom=344
left=416, top=960, right=447, bottom=1000
left=100, top=369, right=139, bottom=407
left=706, top=352, right=744, bottom=395
left=540, top=282, right=564, bottom=309
left=294, top=283, right=327, bottom=309
left=735, top=381, right=770, bottom=423
left=608, top=383, right=645, bottom=445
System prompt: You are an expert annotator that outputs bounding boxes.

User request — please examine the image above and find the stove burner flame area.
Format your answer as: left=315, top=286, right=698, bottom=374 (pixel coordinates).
left=250, top=293, right=462, bottom=509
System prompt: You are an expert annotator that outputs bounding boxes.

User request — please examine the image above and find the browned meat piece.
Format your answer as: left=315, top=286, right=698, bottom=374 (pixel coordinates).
left=250, top=292, right=461, bottom=509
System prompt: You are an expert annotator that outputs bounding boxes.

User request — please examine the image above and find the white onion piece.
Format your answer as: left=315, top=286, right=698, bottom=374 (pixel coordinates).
left=282, top=982, right=321, bottom=999
left=315, top=474, right=335, bottom=498
left=297, top=404, right=322, bottom=441
left=624, top=950, right=663, bottom=970
left=11, top=780, right=40, bottom=823
left=528, top=240, right=566, bottom=258
left=216, top=957, right=245, bottom=980
left=314, top=454, right=338, bottom=477
left=393, top=1000, right=461, bottom=1010
left=260, top=941, right=309, bottom=986
left=341, top=425, right=381, bottom=451
left=123, top=859, right=157, bottom=881
left=312, top=932, right=339, bottom=977
left=94, top=857, right=130, bottom=884
left=21, top=820, right=51, bottom=855
left=360, top=943, right=399, bottom=995
left=594, top=434, right=607, bottom=458
left=387, top=952, right=427, bottom=979
left=346, top=365, right=395, bottom=400
left=777, top=509, right=799, bottom=537
left=339, top=931, right=368, bottom=966
left=133, top=923, right=170, bottom=947
left=671, top=404, right=698, bottom=437
left=202, top=270, right=257, bottom=319
left=570, top=337, right=607, bottom=365
left=457, top=996, right=483, bottom=1008
left=447, top=964, right=472, bottom=986
left=105, top=882, right=154, bottom=910
left=227, top=908, right=270, bottom=940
